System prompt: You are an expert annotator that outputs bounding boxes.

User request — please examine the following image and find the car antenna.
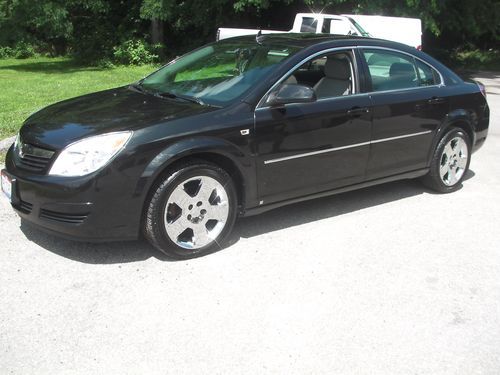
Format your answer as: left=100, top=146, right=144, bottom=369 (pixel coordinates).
left=256, top=30, right=264, bottom=44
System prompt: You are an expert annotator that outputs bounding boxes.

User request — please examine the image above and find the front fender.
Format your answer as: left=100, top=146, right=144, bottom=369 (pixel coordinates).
left=136, top=136, right=257, bottom=210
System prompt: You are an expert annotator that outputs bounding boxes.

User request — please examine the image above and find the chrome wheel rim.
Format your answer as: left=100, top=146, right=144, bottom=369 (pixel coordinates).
left=439, top=136, right=468, bottom=186
left=164, top=176, right=229, bottom=250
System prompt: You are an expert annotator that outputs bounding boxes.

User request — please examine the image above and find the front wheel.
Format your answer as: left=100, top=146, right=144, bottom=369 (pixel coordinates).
left=144, top=161, right=238, bottom=259
left=422, top=128, right=471, bottom=193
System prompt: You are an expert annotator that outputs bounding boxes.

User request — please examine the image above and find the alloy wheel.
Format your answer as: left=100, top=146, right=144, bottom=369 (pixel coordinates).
left=439, top=136, right=468, bottom=186
left=164, top=175, right=229, bottom=249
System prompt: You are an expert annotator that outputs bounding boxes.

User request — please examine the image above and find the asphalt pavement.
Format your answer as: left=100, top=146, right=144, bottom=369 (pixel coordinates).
left=1, top=73, right=499, bottom=374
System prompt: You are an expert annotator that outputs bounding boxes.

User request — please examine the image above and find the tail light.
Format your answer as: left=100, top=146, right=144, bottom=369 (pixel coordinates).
left=477, top=81, right=487, bottom=98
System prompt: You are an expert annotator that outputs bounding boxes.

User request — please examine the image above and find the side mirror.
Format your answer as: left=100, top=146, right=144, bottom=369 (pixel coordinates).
left=266, top=84, right=316, bottom=106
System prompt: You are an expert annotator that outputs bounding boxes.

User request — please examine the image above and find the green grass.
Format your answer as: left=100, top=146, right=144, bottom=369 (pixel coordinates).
left=0, top=57, right=159, bottom=140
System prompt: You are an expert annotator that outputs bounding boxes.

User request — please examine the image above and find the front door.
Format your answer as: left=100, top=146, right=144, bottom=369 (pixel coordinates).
left=254, top=49, right=372, bottom=204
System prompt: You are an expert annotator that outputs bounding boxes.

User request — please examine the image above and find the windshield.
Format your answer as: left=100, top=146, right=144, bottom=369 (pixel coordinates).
left=347, top=18, right=370, bottom=37
left=140, top=40, right=302, bottom=106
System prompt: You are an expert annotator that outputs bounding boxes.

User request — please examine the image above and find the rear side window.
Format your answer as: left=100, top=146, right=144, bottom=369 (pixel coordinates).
left=363, top=50, right=417, bottom=92
left=362, top=49, right=441, bottom=92
left=300, top=17, right=318, bottom=32
left=415, top=59, right=440, bottom=86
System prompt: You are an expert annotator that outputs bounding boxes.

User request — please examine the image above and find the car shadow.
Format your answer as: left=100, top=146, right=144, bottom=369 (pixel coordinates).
left=20, top=170, right=475, bottom=264
left=232, top=170, right=475, bottom=241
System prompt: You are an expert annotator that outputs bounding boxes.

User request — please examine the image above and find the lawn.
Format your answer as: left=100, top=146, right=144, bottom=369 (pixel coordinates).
left=0, top=57, right=159, bottom=140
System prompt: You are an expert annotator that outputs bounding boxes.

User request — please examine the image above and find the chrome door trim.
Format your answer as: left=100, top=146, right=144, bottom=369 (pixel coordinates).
left=264, top=140, right=371, bottom=164
left=256, top=45, right=445, bottom=110
left=263, top=130, right=432, bottom=165
left=370, top=130, right=432, bottom=144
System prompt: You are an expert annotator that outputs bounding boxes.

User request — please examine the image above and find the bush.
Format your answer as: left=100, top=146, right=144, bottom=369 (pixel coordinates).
left=112, top=39, right=160, bottom=65
left=0, top=46, right=14, bottom=58
left=0, top=42, right=37, bottom=59
left=453, top=49, right=500, bottom=70
left=14, top=42, right=36, bottom=59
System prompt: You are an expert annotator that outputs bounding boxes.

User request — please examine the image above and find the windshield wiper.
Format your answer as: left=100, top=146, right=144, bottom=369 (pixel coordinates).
left=129, top=83, right=152, bottom=95
left=156, top=92, right=207, bottom=106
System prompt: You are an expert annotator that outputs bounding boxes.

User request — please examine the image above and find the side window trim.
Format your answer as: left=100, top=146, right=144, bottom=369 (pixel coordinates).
left=360, top=48, right=421, bottom=93
left=256, top=45, right=445, bottom=109
left=358, top=46, right=444, bottom=90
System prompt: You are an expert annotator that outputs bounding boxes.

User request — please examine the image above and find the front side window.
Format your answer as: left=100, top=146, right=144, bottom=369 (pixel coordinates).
left=362, top=49, right=441, bottom=92
left=140, top=41, right=301, bottom=106
left=281, top=50, right=355, bottom=99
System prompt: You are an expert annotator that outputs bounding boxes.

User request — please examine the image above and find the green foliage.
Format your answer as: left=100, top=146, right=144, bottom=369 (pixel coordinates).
left=0, top=0, right=498, bottom=63
left=113, top=39, right=160, bottom=65
left=0, top=43, right=36, bottom=59
left=13, top=41, right=36, bottom=59
left=0, top=46, right=13, bottom=58
left=140, top=0, right=174, bottom=20
left=452, top=49, right=500, bottom=71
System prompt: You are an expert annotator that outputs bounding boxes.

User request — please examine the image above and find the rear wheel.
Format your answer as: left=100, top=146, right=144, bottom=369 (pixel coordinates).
left=144, top=161, right=237, bottom=259
left=422, top=128, right=471, bottom=193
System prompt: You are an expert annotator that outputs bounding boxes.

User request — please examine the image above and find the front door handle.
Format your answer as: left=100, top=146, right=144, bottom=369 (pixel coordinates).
left=347, top=107, right=370, bottom=117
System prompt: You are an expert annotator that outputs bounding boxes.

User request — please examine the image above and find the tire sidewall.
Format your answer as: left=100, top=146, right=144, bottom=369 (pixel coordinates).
left=148, top=163, right=238, bottom=259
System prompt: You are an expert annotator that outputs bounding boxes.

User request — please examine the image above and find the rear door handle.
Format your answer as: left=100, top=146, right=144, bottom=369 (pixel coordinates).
left=427, top=97, right=446, bottom=105
left=347, top=107, right=370, bottom=117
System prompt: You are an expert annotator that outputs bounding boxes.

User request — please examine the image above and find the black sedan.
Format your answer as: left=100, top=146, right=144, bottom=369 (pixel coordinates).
left=1, top=34, right=490, bottom=259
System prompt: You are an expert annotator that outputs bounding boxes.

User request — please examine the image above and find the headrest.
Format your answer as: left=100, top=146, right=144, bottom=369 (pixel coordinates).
left=389, top=63, right=416, bottom=79
left=324, top=57, right=350, bottom=80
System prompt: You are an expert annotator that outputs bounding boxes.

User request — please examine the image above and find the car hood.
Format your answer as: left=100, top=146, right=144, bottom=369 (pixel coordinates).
left=20, top=86, right=216, bottom=150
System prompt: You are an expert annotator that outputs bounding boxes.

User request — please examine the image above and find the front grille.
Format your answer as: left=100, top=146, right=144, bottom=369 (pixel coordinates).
left=19, top=200, right=33, bottom=214
left=15, top=139, right=55, bottom=174
left=40, top=209, right=89, bottom=224
left=18, top=153, right=52, bottom=172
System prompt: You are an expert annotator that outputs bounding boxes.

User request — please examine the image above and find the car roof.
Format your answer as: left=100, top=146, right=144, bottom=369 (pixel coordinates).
left=228, top=33, right=379, bottom=46
left=222, top=32, right=416, bottom=54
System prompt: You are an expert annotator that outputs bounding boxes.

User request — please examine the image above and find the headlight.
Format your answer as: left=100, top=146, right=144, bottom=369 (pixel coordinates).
left=49, top=132, right=132, bottom=177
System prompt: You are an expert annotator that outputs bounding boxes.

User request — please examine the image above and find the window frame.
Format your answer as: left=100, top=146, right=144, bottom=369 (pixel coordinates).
left=358, top=46, right=444, bottom=94
left=414, top=58, right=440, bottom=87
left=256, top=45, right=445, bottom=110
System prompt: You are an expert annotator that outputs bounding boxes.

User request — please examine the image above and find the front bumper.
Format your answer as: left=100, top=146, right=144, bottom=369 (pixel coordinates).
left=3, top=146, right=144, bottom=242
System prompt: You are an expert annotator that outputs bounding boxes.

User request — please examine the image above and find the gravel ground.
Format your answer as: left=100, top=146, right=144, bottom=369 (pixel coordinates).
left=0, top=74, right=499, bottom=375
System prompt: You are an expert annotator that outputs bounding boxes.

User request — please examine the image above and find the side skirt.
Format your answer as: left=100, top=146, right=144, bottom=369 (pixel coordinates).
left=242, top=168, right=429, bottom=217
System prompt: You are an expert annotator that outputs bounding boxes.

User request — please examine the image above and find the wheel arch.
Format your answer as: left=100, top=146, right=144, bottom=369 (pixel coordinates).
left=138, top=137, right=253, bottom=215
left=427, top=112, right=475, bottom=165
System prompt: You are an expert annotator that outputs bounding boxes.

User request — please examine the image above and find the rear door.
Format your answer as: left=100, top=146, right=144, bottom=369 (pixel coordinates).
left=359, top=48, right=449, bottom=179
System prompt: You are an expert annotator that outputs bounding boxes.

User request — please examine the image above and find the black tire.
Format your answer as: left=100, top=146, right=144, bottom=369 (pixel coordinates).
left=421, top=128, right=471, bottom=193
left=143, top=160, right=238, bottom=259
